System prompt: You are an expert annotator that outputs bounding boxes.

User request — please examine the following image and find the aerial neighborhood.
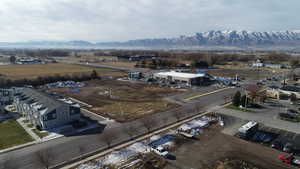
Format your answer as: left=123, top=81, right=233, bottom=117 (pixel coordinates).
left=1, top=1, right=300, bottom=169
left=0, top=48, right=300, bottom=169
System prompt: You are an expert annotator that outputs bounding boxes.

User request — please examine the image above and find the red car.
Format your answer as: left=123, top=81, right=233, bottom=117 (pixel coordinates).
left=278, top=154, right=300, bottom=167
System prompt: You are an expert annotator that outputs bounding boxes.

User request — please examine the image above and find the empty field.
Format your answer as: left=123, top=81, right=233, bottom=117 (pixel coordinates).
left=0, top=120, right=33, bottom=150
left=165, top=125, right=291, bottom=169
left=51, top=80, right=181, bottom=122
left=0, top=63, right=126, bottom=80
left=208, top=68, right=276, bottom=80
left=96, top=61, right=137, bottom=68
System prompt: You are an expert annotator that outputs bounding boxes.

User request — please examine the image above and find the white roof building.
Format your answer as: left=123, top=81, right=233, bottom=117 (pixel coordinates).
left=153, top=71, right=209, bottom=86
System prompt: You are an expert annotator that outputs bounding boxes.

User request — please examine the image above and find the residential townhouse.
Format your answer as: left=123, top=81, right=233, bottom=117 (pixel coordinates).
left=13, top=88, right=80, bottom=130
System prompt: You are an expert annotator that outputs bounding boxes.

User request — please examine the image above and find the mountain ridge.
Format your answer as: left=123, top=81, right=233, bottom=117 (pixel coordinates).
left=1, top=30, right=300, bottom=48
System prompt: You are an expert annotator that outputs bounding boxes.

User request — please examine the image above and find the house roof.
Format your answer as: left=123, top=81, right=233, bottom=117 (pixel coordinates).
left=18, top=88, right=66, bottom=115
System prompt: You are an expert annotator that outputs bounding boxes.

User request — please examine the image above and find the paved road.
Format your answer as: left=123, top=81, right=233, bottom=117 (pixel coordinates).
left=217, top=104, right=300, bottom=134
left=58, top=59, right=149, bottom=73
left=0, top=88, right=239, bottom=169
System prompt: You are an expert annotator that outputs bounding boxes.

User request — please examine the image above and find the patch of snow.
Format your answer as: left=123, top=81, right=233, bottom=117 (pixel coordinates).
left=102, top=149, right=137, bottom=165
left=149, top=135, right=175, bottom=149
left=150, top=135, right=162, bottom=141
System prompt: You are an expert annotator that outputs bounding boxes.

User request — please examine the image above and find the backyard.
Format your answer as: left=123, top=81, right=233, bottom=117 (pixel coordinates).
left=0, top=120, right=33, bottom=150
left=51, top=79, right=181, bottom=122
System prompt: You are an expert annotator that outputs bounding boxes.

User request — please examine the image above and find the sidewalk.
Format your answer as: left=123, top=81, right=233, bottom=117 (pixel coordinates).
left=16, top=118, right=41, bottom=141
left=69, top=97, right=93, bottom=108
left=59, top=104, right=231, bottom=169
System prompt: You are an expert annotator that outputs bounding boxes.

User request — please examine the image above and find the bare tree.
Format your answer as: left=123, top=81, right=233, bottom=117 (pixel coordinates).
left=78, top=145, right=87, bottom=160
left=99, top=129, right=118, bottom=148
left=140, top=117, right=157, bottom=133
left=223, top=95, right=229, bottom=103
left=123, top=123, right=138, bottom=140
left=35, top=148, right=54, bottom=169
left=173, top=110, right=183, bottom=122
left=162, top=116, right=169, bottom=126
left=246, top=84, right=261, bottom=102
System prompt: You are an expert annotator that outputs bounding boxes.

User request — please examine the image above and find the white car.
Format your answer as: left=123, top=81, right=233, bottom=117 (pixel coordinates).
left=151, top=146, right=169, bottom=157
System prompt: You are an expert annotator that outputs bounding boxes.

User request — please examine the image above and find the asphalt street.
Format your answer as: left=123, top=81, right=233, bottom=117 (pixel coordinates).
left=0, top=87, right=239, bottom=169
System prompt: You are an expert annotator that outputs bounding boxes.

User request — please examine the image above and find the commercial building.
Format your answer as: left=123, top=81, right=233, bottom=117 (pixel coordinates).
left=13, top=88, right=81, bottom=130
left=153, top=71, right=211, bottom=86
left=16, top=58, right=43, bottom=65
left=266, top=85, right=300, bottom=99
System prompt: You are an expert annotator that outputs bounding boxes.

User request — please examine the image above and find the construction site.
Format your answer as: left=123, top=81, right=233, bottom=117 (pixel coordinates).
left=50, top=79, right=181, bottom=122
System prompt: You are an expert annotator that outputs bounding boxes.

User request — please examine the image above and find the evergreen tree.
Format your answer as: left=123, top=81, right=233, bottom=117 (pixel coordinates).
left=91, top=70, right=98, bottom=79
left=240, top=95, right=247, bottom=107
left=232, top=91, right=241, bottom=107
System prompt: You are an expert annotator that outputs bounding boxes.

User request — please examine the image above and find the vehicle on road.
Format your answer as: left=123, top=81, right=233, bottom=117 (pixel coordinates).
left=278, top=154, right=300, bottom=167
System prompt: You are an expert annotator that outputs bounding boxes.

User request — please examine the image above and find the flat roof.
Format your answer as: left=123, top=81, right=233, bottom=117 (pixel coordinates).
left=155, top=71, right=205, bottom=79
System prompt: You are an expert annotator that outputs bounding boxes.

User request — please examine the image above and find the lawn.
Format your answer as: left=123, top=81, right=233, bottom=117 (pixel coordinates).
left=0, top=63, right=126, bottom=80
left=50, top=79, right=181, bottom=122
left=0, top=120, right=34, bottom=150
left=32, top=129, right=49, bottom=138
left=225, top=104, right=254, bottom=112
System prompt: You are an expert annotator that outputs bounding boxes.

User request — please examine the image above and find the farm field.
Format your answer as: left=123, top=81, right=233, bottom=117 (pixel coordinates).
left=0, top=120, right=33, bottom=150
left=0, top=63, right=126, bottom=80
left=50, top=79, right=181, bottom=122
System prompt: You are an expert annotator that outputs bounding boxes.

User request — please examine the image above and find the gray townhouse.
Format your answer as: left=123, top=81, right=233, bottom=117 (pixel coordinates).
left=0, top=89, right=13, bottom=112
left=13, top=88, right=81, bottom=130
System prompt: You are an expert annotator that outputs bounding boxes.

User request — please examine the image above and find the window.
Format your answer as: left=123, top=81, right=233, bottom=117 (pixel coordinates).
left=43, top=110, right=57, bottom=121
left=70, top=107, right=80, bottom=115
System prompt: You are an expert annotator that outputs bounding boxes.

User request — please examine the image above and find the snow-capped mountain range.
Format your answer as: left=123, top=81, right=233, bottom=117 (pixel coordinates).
left=108, top=30, right=300, bottom=47
left=1, top=30, right=300, bottom=48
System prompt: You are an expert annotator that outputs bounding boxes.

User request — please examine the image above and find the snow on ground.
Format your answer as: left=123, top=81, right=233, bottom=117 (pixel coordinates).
left=101, top=142, right=150, bottom=165
left=76, top=162, right=103, bottom=169
left=177, top=116, right=212, bottom=132
left=149, top=135, right=176, bottom=149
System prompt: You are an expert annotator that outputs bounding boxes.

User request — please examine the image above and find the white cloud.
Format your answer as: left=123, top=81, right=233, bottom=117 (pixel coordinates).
left=0, top=0, right=299, bottom=42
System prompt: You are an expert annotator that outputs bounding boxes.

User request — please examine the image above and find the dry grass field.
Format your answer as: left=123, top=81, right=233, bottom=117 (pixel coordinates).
left=51, top=80, right=181, bottom=122
left=0, top=63, right=126, bottom=80
left=211, top=63, right=289, bottom=80
left=96, top=61, right=137, bottom=68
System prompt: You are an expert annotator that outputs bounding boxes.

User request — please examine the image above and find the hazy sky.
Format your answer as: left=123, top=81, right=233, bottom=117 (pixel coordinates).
left=0, top=0, right=299, bottom=42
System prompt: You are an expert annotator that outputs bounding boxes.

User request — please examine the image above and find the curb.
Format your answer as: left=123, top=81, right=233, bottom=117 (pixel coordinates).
left=59, top=102, right=231, bottom=169
left=184, top=88, right=230, bottom=100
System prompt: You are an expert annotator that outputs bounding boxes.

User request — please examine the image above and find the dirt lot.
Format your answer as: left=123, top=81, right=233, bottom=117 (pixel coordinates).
left=51, top=80, right=181, bottom=122
left=0, top=63, right=126, bottom=80
left=165, top=125, right=294, bottom=169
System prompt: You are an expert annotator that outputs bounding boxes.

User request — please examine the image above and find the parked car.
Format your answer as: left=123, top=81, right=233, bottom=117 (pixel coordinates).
left=151, top=146, right=169, bottom=157
left=283, top=142, right=294, bottom=153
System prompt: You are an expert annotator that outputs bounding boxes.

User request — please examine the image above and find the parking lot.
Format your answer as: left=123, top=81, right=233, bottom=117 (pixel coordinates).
left=260, top=125, right=300, bottom=156
left=221, top=114, right=300, bottom=157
